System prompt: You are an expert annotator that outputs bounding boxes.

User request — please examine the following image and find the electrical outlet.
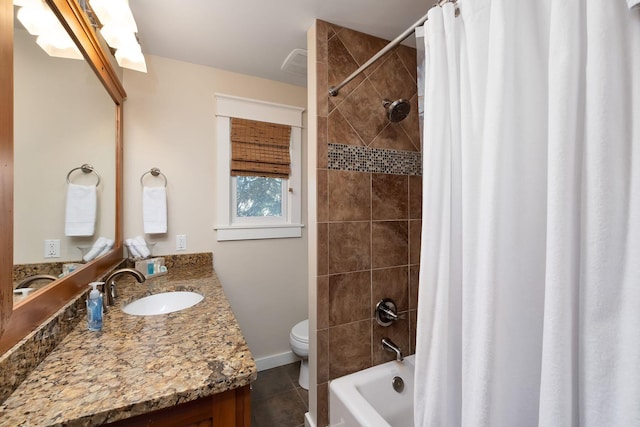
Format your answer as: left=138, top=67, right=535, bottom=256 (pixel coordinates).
left=44, top=239, right=61, bottom=258
left=176, top=234, right=187, bottom=251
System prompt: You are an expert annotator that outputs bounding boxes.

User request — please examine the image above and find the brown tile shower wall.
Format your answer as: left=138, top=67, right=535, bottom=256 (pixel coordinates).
left=315, top=20, right=422, bottom=426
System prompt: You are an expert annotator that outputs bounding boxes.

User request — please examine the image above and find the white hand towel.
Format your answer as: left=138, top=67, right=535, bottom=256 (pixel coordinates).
left=143, top=186, right=167, bottom=234
left=65, top=183, right=97, bottom=236
left=125, top=238, right=142, bottom=258
left=628, top=0, right=640, bottom=8
left=134, top=235, right=151, bottom=258
left=96, top=238, right=114, bottom=258
left=83, top=236, right=108, bottom=262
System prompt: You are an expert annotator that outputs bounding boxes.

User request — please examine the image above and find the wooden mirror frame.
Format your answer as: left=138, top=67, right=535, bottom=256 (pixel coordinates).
left=0, top=0, right=126, bottom=354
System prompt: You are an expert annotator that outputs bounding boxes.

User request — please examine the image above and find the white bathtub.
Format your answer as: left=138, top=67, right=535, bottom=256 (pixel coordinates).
left=329, top=355, right=415, bottom=427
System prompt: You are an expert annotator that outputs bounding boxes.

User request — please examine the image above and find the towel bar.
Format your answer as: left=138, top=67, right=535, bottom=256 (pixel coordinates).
left=66, top=164, right=101, bottom=187
left=140, top=167, right=168, bottom=188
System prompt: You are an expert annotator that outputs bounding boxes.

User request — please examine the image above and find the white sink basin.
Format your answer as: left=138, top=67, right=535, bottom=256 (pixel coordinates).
left=122, top=291, right=203, bottom=316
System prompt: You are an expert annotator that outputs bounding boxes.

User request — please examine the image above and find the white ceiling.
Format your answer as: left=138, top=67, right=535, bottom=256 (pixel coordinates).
left=129, top=0, right=431, bottom=87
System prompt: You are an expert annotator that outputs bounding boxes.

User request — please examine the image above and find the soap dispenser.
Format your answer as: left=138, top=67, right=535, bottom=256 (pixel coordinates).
left=87, top=282, right=104, bottom=331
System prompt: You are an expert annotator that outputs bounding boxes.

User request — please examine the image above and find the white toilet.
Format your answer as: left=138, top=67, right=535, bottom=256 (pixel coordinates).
left=289, top=319, right=309, bottom=390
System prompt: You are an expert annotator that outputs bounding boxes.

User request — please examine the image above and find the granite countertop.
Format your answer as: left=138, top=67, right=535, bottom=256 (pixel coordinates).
left=0, top=262, right=257, bottom=426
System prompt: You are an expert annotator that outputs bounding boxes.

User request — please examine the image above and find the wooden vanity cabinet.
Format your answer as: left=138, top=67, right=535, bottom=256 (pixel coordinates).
left=105, top=385, right=251, bottom=427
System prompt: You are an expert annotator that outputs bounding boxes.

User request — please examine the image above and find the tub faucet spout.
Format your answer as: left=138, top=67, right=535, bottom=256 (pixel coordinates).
left=381, top=337, right=403, bottom=361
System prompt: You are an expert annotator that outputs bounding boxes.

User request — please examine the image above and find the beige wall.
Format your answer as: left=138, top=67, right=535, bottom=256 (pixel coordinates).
left=122, top=55, right=308, bottom=366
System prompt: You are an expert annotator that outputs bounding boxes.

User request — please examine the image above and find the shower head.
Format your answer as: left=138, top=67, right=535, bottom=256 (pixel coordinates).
left=383, top=99, right=411, bottom=123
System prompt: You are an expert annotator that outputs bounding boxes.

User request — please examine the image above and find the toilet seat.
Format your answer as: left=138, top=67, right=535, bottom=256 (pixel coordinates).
left=290, top=319, right=309, bottom=344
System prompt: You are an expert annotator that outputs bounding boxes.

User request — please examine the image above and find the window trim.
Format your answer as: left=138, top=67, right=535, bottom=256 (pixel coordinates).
left=214, top=94, right=304, bottom=241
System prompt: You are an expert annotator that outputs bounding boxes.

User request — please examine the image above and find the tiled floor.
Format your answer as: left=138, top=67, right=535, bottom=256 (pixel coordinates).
left=251, top=361, right=308, bottom=427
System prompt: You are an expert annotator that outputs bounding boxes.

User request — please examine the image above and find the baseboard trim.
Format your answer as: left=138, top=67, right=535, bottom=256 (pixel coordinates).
left=304, top=412, right=316, bottom=427
left=255, top=350, right=300, bottom=371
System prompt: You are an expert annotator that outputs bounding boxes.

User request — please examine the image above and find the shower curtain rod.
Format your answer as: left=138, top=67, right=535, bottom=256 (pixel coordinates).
left=328, top=0, right=454, bottom=97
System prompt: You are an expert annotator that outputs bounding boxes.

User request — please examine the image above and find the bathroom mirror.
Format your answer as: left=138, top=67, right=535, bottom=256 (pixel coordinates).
left=0, top=0, right=126, bottom=353
left=13, top=21, right=116, bottom=304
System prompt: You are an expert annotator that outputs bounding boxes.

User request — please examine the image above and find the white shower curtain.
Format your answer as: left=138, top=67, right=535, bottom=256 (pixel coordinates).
left=414, top=1, right=640, bottom=426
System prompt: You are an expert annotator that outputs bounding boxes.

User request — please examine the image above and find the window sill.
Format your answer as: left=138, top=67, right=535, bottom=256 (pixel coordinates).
left=215, top=224, right=304, bottom=241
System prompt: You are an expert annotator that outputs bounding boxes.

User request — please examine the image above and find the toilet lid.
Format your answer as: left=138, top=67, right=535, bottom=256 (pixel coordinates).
left=291, top=319, right=309, bottom=343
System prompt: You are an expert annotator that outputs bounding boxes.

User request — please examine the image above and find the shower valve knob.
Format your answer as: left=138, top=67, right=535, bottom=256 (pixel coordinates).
left=376, top=298, right=405, bottom=326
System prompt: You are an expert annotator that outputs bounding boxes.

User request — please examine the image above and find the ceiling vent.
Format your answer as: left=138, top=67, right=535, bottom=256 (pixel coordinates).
left=281, top=48, right=307, bottom=77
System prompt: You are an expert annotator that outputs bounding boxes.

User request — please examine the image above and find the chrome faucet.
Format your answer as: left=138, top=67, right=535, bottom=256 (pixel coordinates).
left=381, top=337, right=404, bottom=361
left=102, top=268, right=146, bottom=309
left=15, top=274, right=57, bottom=289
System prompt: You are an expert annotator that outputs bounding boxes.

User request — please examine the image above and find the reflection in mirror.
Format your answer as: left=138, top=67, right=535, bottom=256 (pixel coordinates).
left=12, top=22, right=115, bottom=305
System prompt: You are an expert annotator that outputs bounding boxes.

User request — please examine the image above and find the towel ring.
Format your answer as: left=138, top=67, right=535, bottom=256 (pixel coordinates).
left=66, top=164, right=101, bottom=187
left=140, top=167, right=168, bottom=188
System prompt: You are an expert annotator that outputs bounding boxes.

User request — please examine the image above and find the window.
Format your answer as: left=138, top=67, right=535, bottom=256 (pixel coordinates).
left=214, top=94, right=304, bottom=241
left=229, top=117, right=290, bottom=225
left=233, top=176, right=285, bottom=220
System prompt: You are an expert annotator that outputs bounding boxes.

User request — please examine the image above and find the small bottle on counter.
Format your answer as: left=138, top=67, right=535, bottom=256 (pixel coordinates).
left=87, top=282, right=104, bottom=331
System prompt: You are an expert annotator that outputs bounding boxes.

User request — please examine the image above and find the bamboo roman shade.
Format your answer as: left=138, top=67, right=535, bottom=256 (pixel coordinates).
left=230, top=118, right=292, bottom=179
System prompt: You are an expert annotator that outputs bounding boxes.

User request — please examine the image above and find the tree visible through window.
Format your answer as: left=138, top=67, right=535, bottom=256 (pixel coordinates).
left=235, top=176, right=283, bottom=217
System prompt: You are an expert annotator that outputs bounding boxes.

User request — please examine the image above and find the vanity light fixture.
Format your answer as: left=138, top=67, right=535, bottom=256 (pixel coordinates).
left=114, top=44, right=147, bottom=73
left=14, top=0, right=83, bottom=60
left=89, top=0, right=147, bottom=73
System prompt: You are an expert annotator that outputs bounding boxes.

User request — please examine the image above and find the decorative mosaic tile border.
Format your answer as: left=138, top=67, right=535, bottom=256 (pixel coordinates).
left=328, top=143, right=422, bottom=176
